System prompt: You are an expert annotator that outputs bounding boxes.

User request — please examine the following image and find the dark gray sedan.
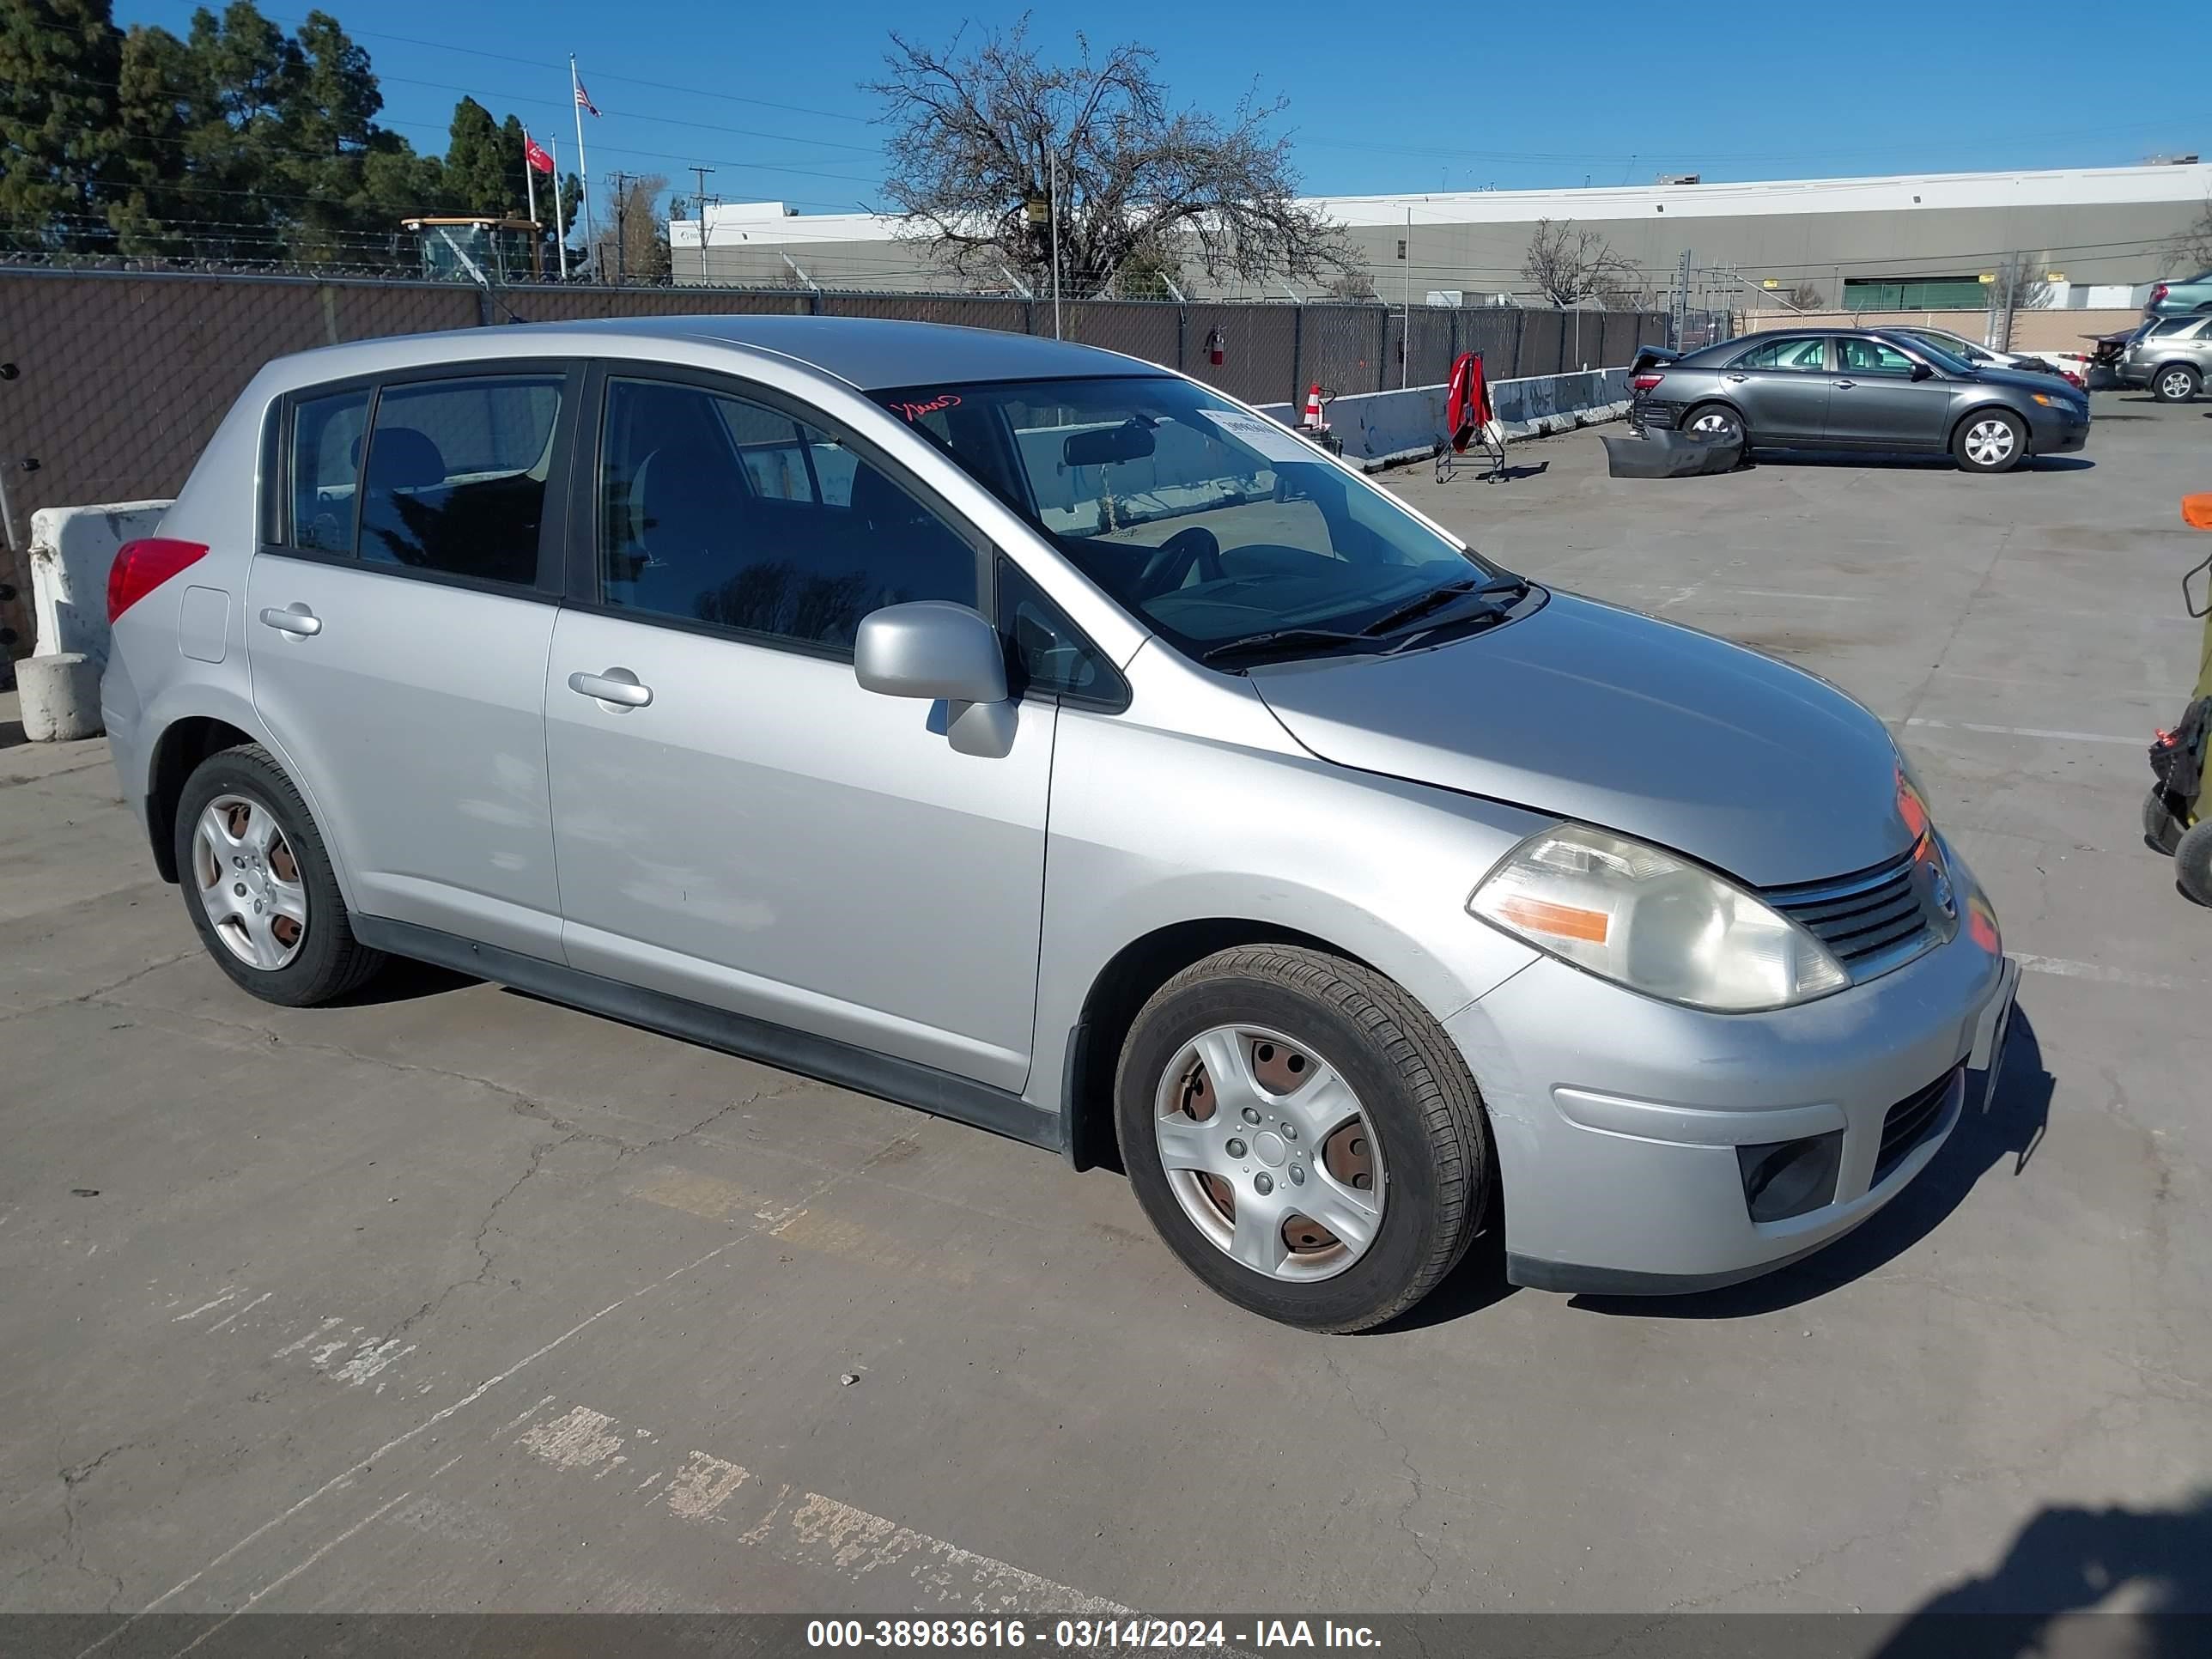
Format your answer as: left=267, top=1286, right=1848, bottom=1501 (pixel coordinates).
left=1629, top=327, right=2090, bottom=473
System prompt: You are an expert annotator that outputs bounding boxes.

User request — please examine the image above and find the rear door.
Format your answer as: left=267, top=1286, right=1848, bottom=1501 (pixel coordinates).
left=542, top=367, right=1056, bottom=1091
left=1722, top=335, right=1832, bottom=442
left=1825, top=336, right=1954, bottom=449
left=246, top=362, right=580, bottom=958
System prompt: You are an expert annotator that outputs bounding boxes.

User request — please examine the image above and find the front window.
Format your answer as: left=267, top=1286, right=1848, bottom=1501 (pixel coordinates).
left=876, top=375, right=1520, bottom=664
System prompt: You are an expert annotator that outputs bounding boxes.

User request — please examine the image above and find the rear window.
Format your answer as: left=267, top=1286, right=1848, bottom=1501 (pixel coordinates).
left=356, top=375, right=562, bottom=587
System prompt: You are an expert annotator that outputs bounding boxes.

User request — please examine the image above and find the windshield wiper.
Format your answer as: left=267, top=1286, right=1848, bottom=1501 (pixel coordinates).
left=1199, top=628, right=1375, bottom=666
left=1358, top=574, right=1527, bottom=638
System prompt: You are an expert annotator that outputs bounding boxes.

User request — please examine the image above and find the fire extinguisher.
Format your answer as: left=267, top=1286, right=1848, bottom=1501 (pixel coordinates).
left=1206, top=325, right=1225, bottom=368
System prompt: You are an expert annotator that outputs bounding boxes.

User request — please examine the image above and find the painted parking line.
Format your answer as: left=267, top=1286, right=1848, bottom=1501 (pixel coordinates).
left=1903, top=717, right=2143, bottom=747
left=2014, top=953, right=2197, bottom=993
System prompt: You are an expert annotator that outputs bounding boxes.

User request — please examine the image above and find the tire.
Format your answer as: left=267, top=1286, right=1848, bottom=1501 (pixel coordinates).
left=1114, top=945, right=1491, bottom=1333
left=2144, top=785, right=2185, bottom=855
left=173, top=743, right=386, bottom=1006
left=1682, top=402, right=1746, bottom=450
left=2153, top=364, right=2201, bottom=404
left=1952, top=409, right=2027, bottom=474
left=2177, top=820, right=2212, bottom=908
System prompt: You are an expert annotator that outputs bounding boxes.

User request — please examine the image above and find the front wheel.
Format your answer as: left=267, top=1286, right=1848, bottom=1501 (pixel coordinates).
left=1115, top=945, right=1491, bottom=1332
left=2154, top=365, right=2201, bottom=404
left=1953, top=410, right=2027, bottom=474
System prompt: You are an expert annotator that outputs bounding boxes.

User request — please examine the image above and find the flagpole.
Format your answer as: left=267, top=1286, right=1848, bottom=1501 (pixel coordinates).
left=570, top=54, right=594, bottom=280
left=550, top=135, right=568, bottom=281
left=522, top=127, right=538, bottom=273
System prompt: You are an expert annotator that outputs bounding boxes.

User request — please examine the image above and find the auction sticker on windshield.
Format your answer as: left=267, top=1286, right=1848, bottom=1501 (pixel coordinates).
left=1197, top=407, right=1322, bottom=465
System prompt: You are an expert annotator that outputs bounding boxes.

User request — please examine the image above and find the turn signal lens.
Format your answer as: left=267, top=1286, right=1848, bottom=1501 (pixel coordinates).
left=107, top=537, right=208, bottom=623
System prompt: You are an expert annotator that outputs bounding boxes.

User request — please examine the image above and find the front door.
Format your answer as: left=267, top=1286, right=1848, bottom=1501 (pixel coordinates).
left=1826, top=336, right=1955, bottom=448
left=246, top=365, right=578, bottom=958
left=544, top=370, right=1054, bottom=1091
left=1723, top=334, right=1832, bottom=443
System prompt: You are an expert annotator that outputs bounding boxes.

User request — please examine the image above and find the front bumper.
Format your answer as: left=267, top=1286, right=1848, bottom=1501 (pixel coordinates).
left=2022, top=403, right=2091, bottom=454
left=1446, top=855, right=2013, bottom=1294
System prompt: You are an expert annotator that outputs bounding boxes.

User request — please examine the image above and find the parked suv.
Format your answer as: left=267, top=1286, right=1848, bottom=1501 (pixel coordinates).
left=2118, top=313, right=2212, bottom=401
left=103, top=318, right=2014, bottom=1331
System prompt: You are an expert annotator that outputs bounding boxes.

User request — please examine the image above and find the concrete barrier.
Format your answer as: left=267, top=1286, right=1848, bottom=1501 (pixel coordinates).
left=29, top=500, right=173, bottom=664
left=18, top=652, right=103, bottom=742
left=1256, top=368, right=1631, bottom=471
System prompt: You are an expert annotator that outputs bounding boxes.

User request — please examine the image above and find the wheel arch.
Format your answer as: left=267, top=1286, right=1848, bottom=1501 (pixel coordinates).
left=145, top=714, right=260, bottom=883
left=1059, top=918, right=1380, bottom=1173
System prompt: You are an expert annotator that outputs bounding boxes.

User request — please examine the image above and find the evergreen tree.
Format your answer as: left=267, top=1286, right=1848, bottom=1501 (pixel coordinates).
left=0, top=0, right=125, bottom=251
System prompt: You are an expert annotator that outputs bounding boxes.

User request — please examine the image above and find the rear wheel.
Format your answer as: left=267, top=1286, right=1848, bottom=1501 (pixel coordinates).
left=1683, top=403, right=1745, bottom=449
left=1953, top=410, right=2026, bottom=474
left=2154, top=364, right=2201, bottom=403
left=174, top=744, right=386, bottom=1006
left=2177, top=820, right=2212, bottom=908
left=1115, top=945, right=1490, bottom=1333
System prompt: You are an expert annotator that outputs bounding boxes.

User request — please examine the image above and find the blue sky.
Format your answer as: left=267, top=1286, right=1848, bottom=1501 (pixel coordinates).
left=130, top=0, right=2207, bottom=209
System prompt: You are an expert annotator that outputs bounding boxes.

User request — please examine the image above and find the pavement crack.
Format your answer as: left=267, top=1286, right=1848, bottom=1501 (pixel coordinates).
left=1322, top=1348, right=1441, bottom=1604
left=0, top=948, right=200, bottom=1027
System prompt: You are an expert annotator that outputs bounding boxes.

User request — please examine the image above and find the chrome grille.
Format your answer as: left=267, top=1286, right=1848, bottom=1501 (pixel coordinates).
left=1764, top=848, right=1935, bottom=975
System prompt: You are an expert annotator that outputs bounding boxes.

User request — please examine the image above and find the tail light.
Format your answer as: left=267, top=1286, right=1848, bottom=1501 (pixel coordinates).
left=1630, top=373, right=1665, bottom=392
left=2150, top=283, right=2169, bottom=306
left=106, top=538, right=209, bottom=623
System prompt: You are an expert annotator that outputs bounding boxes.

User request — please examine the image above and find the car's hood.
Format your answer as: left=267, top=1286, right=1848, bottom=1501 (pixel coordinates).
left=1249, top=591, right=1916, bottom=889
left=1967, top=364, right=2077, bottom=397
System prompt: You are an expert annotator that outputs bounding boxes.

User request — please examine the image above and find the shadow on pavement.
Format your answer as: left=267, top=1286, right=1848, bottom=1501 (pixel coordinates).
left=1873, top=1491, right=2212, bottom=1656
left=339, top=956, right=478, bottom=1006
left=1566, top=1004, right=2054, bottom=1321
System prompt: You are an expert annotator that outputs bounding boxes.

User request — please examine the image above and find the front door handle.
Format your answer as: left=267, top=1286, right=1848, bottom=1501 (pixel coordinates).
left=568, top=668, right=653, bottom=709
left=258, top=604, right=322, bottom=637
left=1833, top=379, right=1857, bottom=389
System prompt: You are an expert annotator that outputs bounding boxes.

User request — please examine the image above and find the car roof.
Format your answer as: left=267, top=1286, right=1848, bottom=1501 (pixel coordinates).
left=270, top=313, right=1166, bottom=392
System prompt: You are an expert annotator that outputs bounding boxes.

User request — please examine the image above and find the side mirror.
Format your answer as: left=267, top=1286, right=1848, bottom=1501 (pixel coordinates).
left=1909, top=362, right=1935, bottom=382
left=854, top=600, right=1014, bottom=757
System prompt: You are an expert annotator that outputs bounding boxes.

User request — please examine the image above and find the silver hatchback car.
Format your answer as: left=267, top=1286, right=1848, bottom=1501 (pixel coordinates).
left=104, top=317, right=2014, bottom=1331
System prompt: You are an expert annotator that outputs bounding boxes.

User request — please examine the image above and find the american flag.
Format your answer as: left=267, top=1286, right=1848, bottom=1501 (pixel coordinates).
left=574, top=77, right=601, bottom=117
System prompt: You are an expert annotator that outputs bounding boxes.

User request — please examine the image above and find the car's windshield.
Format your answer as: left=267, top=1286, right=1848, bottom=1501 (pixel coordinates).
left=1884, top=333, right=1974, bottom=376
left=875, top=375, right=1516, bottom=661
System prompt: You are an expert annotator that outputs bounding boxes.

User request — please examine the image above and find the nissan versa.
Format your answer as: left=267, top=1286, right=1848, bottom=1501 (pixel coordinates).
left=102, top=317, right=2016, bottom=1332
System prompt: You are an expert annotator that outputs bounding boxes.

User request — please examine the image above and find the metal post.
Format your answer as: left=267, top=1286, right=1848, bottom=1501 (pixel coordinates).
left=1401, top=207, right=1412, bottom=389
left=1998, top=252, right=2021, bottom=352
left=569, top=56, right=594, bottom=270
left=690, top=166, right=715, bottom=285
left=1050, top=150, right=1062, bottom=341
left=1291, top=303, right=1304, bottom=407
left=1176, top=305, right=1188, bottom=372
left=609, top=171, right=632, bottom=286
left=550, top=135, right=568, bottom=281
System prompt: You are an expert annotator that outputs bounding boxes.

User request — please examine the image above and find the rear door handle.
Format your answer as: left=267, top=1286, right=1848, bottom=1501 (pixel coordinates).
left=1724, top=372, right=1749, bottom=383
left=568, top=668, right=653, bottom=709
left=1832, top=379, right=1856, bottom=389
left=258, top=604, right=322, bottom=637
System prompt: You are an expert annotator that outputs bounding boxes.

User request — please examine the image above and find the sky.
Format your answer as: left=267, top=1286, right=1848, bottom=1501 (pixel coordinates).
left=126, top=0, right=2208, bottom=214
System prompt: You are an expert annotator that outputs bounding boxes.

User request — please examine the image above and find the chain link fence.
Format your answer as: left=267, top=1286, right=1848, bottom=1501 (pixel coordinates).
left=0, top=265, right=1677, bottom=663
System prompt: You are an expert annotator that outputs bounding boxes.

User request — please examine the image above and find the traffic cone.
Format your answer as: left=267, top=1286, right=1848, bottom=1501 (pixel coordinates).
left=1302, top=385, right=1325, bottom=428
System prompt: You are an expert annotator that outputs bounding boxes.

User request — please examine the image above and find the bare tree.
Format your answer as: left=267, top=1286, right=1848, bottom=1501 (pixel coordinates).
left=592, top=173, right=669, bottom=283
left=2168, top=194, right=2212, bottom=272
left=1520, top=218, right=1636, bottom=307
left=1989, top=259, right=2052, bottom=313
left=866, top=17, right=1351, bottom=297
left=1324, top=267, right=1377, bottom=301
left=1785, top=281, right=1826, bottom=312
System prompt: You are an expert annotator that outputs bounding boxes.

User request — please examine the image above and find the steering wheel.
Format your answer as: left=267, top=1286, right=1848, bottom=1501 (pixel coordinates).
left=1135, top=526, right=1224, bottom=599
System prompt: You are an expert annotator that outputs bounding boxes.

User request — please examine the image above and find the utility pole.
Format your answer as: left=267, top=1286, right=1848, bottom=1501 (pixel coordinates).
left=1401, top=207, right=1412, bottom=388
left=607, top=170, right=634, bottom=286
left=1049, top=149, right=1062, bottom=340
left=689, top=166, right=715, bottom=285
left=1996, top=252, right=2021, bottom=353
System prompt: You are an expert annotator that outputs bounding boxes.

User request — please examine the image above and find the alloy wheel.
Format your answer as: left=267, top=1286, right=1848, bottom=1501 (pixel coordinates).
left=1152, top=1024, right=1386, bottom=1281
left=191, top=793, right=308, bottom=970
left=2160, top=370, right=2195, bottom=401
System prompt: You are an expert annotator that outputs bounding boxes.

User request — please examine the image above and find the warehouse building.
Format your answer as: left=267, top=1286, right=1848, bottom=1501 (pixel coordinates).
left=671, top=159, right=2212, bottom=310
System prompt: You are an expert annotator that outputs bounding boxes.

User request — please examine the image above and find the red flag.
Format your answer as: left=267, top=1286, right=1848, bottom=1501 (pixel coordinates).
left=525, top=136, right=555, bottom=174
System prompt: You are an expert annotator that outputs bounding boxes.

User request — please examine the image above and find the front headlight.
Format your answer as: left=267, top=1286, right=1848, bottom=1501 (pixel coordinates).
left=1468, top=823, right=1850, bottom=1012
